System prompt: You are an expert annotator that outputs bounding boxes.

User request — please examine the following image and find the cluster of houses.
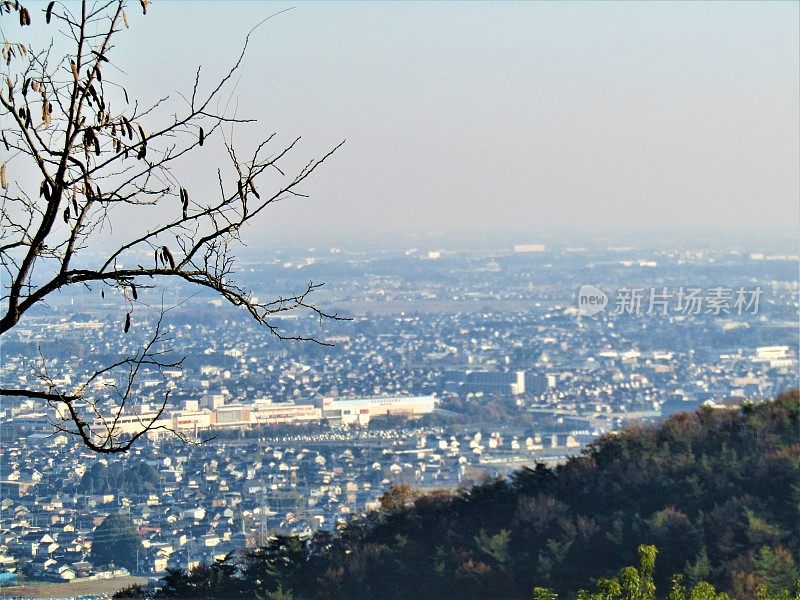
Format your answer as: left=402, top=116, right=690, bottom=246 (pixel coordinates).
left=0, top=419, right=589, bottom=580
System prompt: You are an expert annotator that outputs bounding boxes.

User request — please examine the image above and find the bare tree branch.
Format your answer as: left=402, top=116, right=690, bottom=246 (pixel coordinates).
left=0, top=1, right=345, bottom=452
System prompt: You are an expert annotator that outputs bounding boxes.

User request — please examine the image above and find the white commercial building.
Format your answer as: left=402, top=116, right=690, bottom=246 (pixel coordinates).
left=318, top=395, right=435, bottom=425
left=251, top=399, right=321, bottom=424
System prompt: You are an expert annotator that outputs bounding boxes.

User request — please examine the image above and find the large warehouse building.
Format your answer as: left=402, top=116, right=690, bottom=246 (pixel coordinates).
left=318, top=395, right=436, bottom=425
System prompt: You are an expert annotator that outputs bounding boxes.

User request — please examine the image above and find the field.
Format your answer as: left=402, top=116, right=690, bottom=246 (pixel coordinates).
left=0, top=575, right=149, bottom=599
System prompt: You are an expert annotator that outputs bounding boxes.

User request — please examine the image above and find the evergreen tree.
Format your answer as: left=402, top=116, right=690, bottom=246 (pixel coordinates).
left=91, top=513, right=141, bottom=572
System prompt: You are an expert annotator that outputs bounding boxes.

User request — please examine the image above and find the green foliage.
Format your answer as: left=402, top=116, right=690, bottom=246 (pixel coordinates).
left=668, top=574, right=687, bottom=600
left=594, top=577, right=623, bottom=600
left=154, top=560, right=241, bottom=599
left=533, top=588, right=559, bottom=600
left=474, top=528, right=511, bottom=565
left=620, top=566, right=641, bottom=600
left=259, top=585, right=294, bottom=600
left=91, top=512, right=141, bottom=572
left=113, top=583, right=145, bottom=599
left=533, top=547, right=773, bottom=600
left=688, top=581, right=729, bottom=600
left=81, top=461, right=161, bottom=496
left=637, top=545, right=657, bottom=600
left=571, top=545, right=656, bottom=600
left=755, top=579, right=800, bottom=600
left=684, top=548, right=711, bottom=589
left=754, top=547, right=800, bottom=594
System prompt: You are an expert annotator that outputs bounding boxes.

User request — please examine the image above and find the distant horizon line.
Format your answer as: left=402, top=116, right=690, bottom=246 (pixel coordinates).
left=80, top=226, right=800, bottom=257
left=241, top=226, right=800, bottom=245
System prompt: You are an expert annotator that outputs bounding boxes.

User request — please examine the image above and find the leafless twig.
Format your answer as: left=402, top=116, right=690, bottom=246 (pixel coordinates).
left=0, top=1, right=345, bottom=452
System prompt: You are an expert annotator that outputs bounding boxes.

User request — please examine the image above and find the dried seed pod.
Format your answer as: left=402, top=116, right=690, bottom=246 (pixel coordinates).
left=46, top=1, right=54, bottom=23
left=0, top=163, right=8, bottom=189
left=42, top=99, right=51, bottom=128
left=122, top=10, right=129, bottom=28
left=248, top=179, right=260, bottom=199
left=123, top=312, right=131, bottom=333
left=162, top=246, right=176, bottom=269
left=87, top=83, right=99, bottom=105
left=181, top=188, right=189, bottom=218
left=63, top=207, right=70, bottom=223
left=131, top=283, right=138, bottom=301
left=199, top=126, right=204, bottom=146
left=140, top=0, right=149, bottom=15
left=70, top=60, right=78, bottom=81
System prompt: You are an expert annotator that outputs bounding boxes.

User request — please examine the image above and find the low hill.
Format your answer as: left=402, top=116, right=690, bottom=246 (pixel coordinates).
left=141, top=390, right=799, bottom=599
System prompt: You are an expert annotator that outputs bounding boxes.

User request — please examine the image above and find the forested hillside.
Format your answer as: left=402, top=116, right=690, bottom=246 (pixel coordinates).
left=131, top=390, right=799, bottom=599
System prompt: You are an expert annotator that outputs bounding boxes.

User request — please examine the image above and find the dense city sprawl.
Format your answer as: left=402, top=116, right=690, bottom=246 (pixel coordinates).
left=0, top=238, right=796, bottom=584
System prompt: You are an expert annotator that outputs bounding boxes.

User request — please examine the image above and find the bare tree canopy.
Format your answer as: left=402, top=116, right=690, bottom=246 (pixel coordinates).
left=0, top=0, right=344, bottom=452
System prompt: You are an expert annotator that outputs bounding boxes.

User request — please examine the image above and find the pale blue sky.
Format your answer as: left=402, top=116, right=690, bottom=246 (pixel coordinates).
left=17, top=1, right=800, bottom=241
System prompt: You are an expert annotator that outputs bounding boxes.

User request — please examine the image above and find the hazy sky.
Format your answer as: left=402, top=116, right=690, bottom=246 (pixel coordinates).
left=24, top=1, right=800, bottom=241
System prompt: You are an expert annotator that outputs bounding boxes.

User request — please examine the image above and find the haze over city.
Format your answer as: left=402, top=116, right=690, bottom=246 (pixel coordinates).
left=21, top=1, right=797, bottom=241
